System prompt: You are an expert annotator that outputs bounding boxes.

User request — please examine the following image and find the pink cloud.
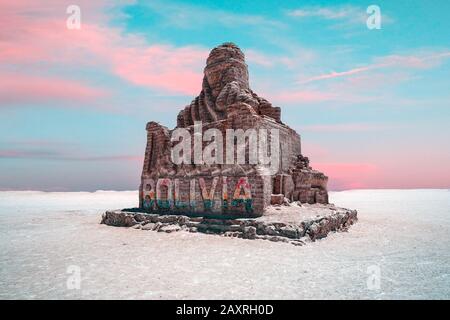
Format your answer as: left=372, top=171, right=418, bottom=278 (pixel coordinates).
left=271, top=90, right=336, bottom=103
left=301, top=123, right=393, bottom=133
left=310, top=139, right=450, bottom=190
left=112, top=45, right=206, bottom=95
left=314, top=162, right=379, bottom=190
left=0, top=1, right=208, bottom=99
left=300, top=142, right=330, bottom=158
left=268, top=88, right=374, bottom=105
left=0, top=74, right=107, bottom=105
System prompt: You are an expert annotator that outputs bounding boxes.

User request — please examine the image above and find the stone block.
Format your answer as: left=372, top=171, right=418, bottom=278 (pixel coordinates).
left=271, top=194, right=284, bottom=205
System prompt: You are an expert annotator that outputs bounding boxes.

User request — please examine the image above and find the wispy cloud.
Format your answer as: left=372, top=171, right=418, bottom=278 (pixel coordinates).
left=301, top=123, right=399, bottom=133
left=299, top=66, right=374, bottom=84
left=299, top=51, right=450, bottom=84
left=286, top=5, right=394, bottom=27
left=288, top=6, right=363, bottom=20
left=0, top=137, right=142, bottom=163
left=265, top=86, right=376, bottom=106
left=245, top=49, right=316, bottom=68
left=0, top=148, right=142, bottom=162
left=269, top=90, right=336, bottom=104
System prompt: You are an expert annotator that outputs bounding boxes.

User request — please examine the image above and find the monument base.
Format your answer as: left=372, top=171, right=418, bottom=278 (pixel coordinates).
left=101, top=203, right=357, bottom=246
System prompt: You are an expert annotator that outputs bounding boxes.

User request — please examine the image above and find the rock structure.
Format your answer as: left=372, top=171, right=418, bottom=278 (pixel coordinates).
left=102, top=204, right=357, bottom=245
left=176, top=42, right=281, bottom=126
left=139, top=43, right=329, bottom=218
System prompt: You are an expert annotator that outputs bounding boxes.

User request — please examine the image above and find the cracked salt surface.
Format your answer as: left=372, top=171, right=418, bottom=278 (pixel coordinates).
left=0, top=189, right=449, bottom=299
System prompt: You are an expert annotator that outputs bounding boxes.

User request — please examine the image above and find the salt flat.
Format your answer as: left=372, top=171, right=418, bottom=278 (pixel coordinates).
left=0, top=189, right=449, bottom=299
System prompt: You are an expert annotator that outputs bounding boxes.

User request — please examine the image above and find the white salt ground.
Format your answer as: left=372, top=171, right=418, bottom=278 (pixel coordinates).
left=0, top=189, right=449, bottom=299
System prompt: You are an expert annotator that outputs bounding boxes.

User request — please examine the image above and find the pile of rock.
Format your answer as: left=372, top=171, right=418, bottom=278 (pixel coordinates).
left=101, top=204, right=357, bottom=246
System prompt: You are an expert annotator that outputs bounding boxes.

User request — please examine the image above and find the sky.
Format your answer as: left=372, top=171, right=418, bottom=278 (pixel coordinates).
left=0, top=0, right=449, bottom=191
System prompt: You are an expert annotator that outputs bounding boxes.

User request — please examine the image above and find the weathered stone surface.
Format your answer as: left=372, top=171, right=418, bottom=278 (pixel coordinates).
left=176, top=43, right=281, bottom=126
left=141, top=223, right=155, bottom=231
left=101, top=204, right=358, bottom=245
left=270, top=194, right=284, bottom=205
left=242, top=226, right=257, bottom=239
left=159, top=224, right=182, bottom=233
left=279, top=225, right=300, bottom=239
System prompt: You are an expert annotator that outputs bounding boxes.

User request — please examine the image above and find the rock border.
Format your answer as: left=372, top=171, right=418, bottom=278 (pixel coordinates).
left=101, top=207, right=357, bottom=246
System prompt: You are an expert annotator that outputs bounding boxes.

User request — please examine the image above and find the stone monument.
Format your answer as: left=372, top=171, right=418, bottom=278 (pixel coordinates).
left=139, top=43, right=328, bottom=218
left=102, top=43, right=357, bottom=244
